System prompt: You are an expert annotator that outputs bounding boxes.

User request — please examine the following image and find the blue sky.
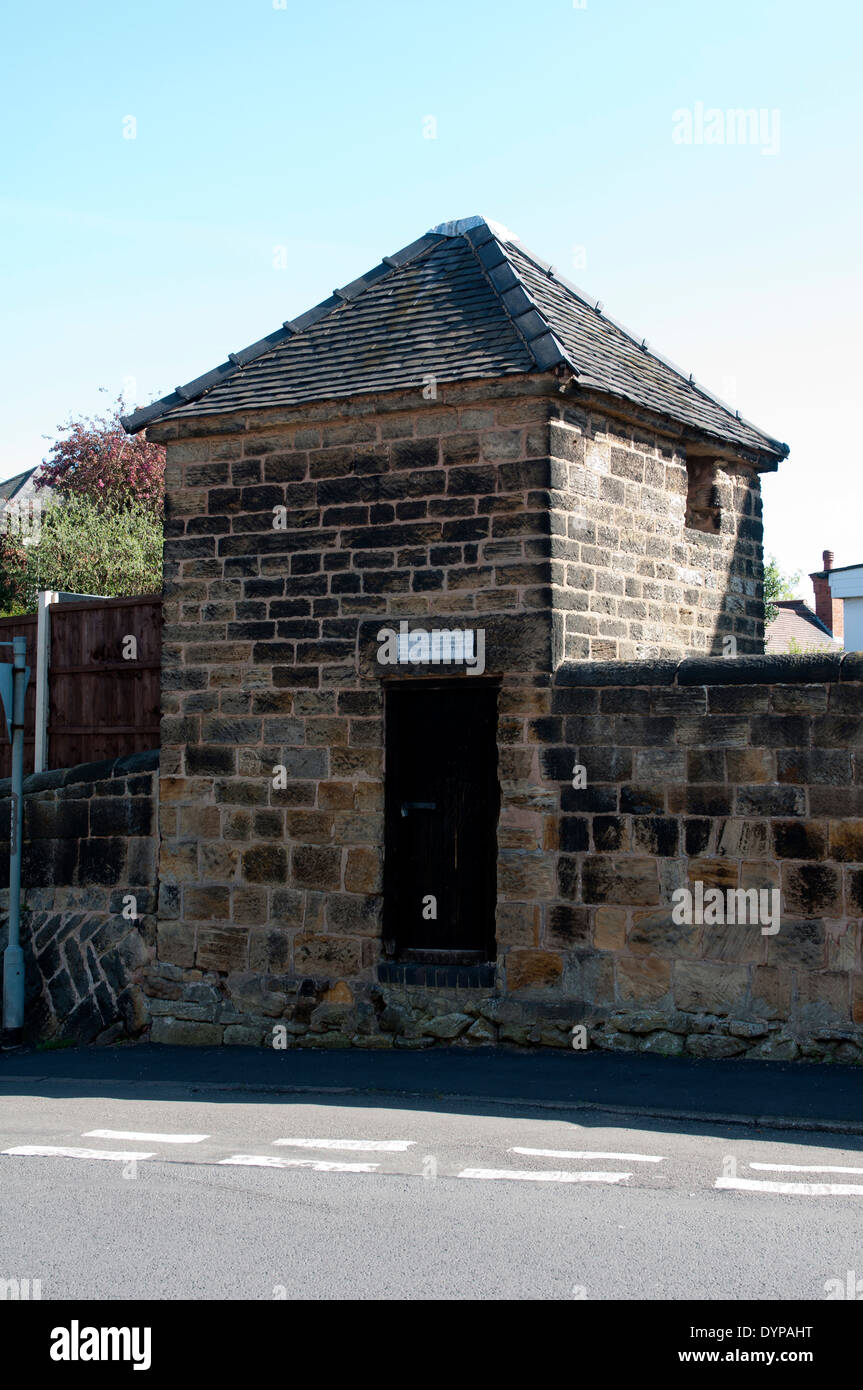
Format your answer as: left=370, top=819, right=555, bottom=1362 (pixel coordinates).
left=2, top=0, right=860, bottom=591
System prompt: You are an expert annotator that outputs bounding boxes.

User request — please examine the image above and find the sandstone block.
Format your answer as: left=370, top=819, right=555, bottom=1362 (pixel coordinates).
left=750, top=965, right=792, bottom=1020
left=157, top=923, right=196, bottom=968
left=616, top=955, right=672, bottom=1002
left=292, top=845, right=342, bottom=891
left=582, top=858, right=659, bottom=906
left=795, top=971, right=850, bottom=1026
left=506, top=949, right=563, bottom=992
left=674, top=962, right=748, bottom=1016
left=196, top=928, right=249, bottom=973
left=628, top=908, right=701, bottom=959
left=768, top=919, right=826, bottom=970
left=594, top=906, right=627, bottom=951
left=344, top=848, right=382, bottom=894
left=294, top=934, right=362, bottom=975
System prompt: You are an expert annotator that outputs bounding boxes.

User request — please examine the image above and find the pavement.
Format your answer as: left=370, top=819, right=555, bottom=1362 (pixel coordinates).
left=2, top=1042, right=861, bottom=1132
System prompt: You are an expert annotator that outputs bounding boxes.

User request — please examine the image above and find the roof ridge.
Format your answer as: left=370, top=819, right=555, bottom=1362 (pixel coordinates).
left=122, top=232, right=448, bottom=433
left=457, top=219, right=570, bottom=373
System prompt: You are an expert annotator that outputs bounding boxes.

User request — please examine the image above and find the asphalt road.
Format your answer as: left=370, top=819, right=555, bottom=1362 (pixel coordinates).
left=1, top=1054, right=862, bottom=1300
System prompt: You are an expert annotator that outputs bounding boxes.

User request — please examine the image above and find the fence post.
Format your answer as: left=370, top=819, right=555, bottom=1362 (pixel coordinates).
left=34, top=590, right=58, bottom=774
left=1, top=636, right=29, bottom=1038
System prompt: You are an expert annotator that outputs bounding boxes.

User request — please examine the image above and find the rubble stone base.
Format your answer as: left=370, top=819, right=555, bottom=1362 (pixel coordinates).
left=140, top=962, right=863, bottom=1062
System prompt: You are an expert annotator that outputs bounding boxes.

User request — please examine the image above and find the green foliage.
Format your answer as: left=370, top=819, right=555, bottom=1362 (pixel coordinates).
left=20, top=495, right=162, bottom=609
left=785, top=635, right=830, bottom=656
left=764, top=555, right=801, bottom=627
left=2, top=393, right=165, bottom=613
left=0, top=530, right=28, bottom=614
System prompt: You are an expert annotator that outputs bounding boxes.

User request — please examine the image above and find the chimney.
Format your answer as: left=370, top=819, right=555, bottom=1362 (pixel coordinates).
left=810, top=549, right=844, bottom=641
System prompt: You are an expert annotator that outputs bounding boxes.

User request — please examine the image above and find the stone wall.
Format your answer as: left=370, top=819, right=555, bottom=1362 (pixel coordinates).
left=0, top=752, right=157, bottom=1044
left=2, top=652, right=861, bottom=1060
left=548, top=404, right=763, bottom=662
left=541, top=651, right=863, bottom=1060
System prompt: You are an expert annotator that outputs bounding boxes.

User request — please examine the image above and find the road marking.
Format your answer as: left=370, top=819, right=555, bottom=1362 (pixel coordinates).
left=272, top=1138, right=415, bottom=1152
left=83, top=1130, right=209, bottom=1144
left=749, top=1162, right=863, bottom=1176
left=219, top=1154, right=379, bottom=1172
left=459, top=1168, right=632, bottom=1184
left=716, top=1176, right=863, bottom=1196
left=2, top=1146, right=155, bottom=1162
left=510, top=1147, right=664, bottom=1163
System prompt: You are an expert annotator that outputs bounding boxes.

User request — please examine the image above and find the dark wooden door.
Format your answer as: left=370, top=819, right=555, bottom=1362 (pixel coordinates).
left=384, top=683, right=499, bottom=961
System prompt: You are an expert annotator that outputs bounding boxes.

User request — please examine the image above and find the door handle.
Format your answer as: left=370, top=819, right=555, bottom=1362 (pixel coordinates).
left=400, top=801, right=436, bottom=817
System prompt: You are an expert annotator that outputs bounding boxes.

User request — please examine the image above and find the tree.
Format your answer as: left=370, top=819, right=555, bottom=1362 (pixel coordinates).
left=0, top=392, right=166, bottom=614
left=22, top=495, right=163, bottom=605
left=764, top=555, right=801, bottom=627
left=36, top=391, right=165, bottom=517
left=0, top=528, right=28, bottom=615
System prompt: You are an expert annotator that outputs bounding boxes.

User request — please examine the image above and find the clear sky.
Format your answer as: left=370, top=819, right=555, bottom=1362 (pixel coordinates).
left=2, top=0, right=860, bottom=594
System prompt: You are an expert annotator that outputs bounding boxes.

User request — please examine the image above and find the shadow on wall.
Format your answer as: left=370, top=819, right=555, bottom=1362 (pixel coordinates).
left=0, top=750, right=158, bottom=1045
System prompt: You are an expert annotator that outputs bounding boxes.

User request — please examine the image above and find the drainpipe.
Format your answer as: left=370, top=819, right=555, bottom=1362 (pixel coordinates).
left=2, top=636, right=29, bottom=1039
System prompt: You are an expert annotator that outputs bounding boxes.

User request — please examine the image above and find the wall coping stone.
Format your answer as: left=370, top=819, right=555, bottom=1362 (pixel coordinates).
left=555, top=652, right=862, bottom=688
left=0, top=748, right=159, bottom=799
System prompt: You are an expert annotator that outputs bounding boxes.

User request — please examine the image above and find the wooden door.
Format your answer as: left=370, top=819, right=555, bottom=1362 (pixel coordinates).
left=384, top=683, right=499, bottom=961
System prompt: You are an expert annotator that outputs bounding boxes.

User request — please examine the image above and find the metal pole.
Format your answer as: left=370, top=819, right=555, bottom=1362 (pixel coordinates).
left=3, top=635, right=27, bottom=1036
left=34, top=590, right=58, bottom=774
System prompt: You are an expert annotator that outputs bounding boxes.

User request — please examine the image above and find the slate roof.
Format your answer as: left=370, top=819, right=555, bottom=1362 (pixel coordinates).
left=122, top=216, right=787, bottom=461
left=765, top=600, right=841, bottom=655
left=0, top=467, right=39, bottom=505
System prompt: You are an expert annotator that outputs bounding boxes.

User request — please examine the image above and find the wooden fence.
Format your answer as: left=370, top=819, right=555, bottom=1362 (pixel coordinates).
left=0, top=595, right=161, bottom=778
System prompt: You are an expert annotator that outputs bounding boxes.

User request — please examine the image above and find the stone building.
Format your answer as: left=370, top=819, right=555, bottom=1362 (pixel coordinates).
left=114, top=216, right=863, bottom=1057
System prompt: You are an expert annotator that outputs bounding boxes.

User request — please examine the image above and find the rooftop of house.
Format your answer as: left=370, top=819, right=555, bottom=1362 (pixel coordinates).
left=122, top=215, right=788, bottom=465
left=822, top=564, right=863, bottom=599
left=765, top=599, right=842, bottom=655
left=0, top=467, right=39, bottom=505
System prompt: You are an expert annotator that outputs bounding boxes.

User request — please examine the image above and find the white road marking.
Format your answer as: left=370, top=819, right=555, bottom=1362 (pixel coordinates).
left=2, top=1146, right=155, bottom=1162
left=716, top=1176, right=863, bottom=1196
left=219, top=1155, right=379, bottom=1172
left=749, top=1162, right=863, bottom=1175
left=83, top=1130, right=209, bottom=1144
left=272, top=1138, right=415, bottom=1152
left=510, top=1147, right=664, bottom=1163
left=459, top=1168, right=632, bottom=1184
